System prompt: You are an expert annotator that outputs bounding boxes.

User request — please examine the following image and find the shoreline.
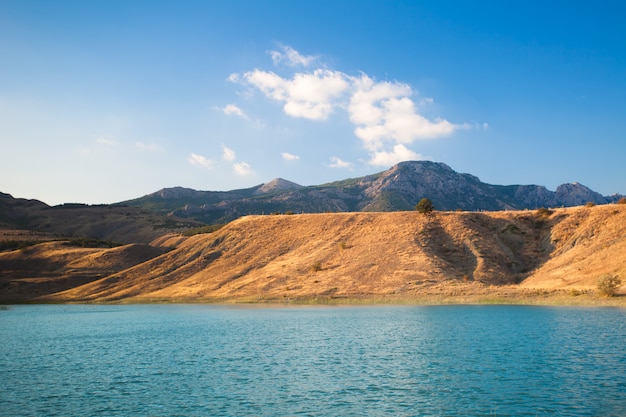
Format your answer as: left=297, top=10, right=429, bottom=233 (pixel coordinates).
left=8, top=290, right=624, bottom=308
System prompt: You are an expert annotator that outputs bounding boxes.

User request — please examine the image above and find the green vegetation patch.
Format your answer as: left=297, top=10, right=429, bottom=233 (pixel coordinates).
left=182, top=223, right=227, bottom=236
left=597, top=274, right=622, bottom=297
left=62, top=238, right=122, bottom=248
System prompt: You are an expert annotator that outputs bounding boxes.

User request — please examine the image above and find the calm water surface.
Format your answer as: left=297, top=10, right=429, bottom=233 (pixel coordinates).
left=1, top=304, right=625, bottom=416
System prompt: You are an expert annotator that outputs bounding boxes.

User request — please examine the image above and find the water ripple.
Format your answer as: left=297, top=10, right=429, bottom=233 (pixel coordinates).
left=1, top=305, right=625, bottom=416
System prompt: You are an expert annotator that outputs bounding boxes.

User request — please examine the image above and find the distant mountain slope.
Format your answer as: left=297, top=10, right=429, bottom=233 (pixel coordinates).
left=120, top=161, right=620, bottom=224
left=0, top=193, right=201, bottom=244
left=253, top=178, right=303, bottom=195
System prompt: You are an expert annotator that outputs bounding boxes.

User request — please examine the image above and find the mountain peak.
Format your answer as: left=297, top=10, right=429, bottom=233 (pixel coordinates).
left=153, top=187, right=201, bottom=199
left=254, top=178, right=303, bottom=195
left=110, top=160, right=618, bottom=225
left=555, top=182, right=605, bottom=206
left=396, top=160, right=453, bottom=171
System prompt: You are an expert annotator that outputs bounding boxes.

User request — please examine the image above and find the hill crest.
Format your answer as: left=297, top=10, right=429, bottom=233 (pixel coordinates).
left=9, top=203, right=620, bottom=304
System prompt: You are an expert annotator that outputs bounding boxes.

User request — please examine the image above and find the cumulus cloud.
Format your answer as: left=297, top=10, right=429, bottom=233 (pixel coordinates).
left=233, top=45, right=475, bottom=168
left=349, top=74, right=459, bottom=151
left=282, top=152, right=300, bottom=161
left=368, top=144, right=424, bottom=166
left=233, top=161, right=252, bottom=176
left=269, top=44, right=317, bottom=67
left=236, top=69, right=350, bottom=121
left=222, top=145, right=236, bottom=161
left=329, top=156, right=352, bottom=169
left=221, top=104, right=248, bottom=119
left=188, top=153, right=213, bottom=169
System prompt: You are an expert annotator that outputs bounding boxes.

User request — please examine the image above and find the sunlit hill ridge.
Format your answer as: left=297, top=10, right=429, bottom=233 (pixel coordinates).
left=1, top=161, right=624, bottom=304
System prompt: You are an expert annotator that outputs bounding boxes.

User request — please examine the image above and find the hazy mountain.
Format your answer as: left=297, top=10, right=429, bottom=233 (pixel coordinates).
left=0, top=192, right=201, bottom=244
left=2, top=161, right=621, bottom=238
left=120, top=161, right=621, bottom=224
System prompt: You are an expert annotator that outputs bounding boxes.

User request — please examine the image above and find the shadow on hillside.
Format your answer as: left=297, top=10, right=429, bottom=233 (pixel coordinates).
left=0, top=274, right=105, bottom=303
left=415, top=211, right=562, bottom=285
left=0, top=243, right=168, bottom=303
left=415, top=216, right=477, bottom=281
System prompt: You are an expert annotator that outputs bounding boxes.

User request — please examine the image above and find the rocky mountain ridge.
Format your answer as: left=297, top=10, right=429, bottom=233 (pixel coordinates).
left=121, top=161, right=621, bottom=224
left=2, top=161, right=622, bottom=242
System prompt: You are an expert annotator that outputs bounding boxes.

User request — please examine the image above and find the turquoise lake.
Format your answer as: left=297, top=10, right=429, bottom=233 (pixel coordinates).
left=1, top=304, right=625, bottom=416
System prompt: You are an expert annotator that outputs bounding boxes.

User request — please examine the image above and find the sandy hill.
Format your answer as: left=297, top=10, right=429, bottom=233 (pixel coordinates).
left=8, top=203, right=619, bottom=305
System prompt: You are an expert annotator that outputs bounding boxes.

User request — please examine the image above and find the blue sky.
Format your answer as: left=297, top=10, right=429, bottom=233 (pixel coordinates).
left=1, top=0, right=625, bottom=205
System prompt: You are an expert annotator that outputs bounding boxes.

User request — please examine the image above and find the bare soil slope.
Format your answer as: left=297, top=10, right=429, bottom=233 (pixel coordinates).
left=38, top=204, right=625, bottom=304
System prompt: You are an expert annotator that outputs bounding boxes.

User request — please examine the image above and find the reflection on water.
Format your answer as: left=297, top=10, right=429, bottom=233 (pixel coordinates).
left=1, top=304, right=625, bottom=416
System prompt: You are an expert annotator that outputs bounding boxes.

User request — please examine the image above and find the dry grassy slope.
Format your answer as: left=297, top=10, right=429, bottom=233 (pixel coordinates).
left=522, top=205, right=626, bottom=288
left=0, top=242, right=166, bottom=302
left=47, top=204, right=626, bottom=302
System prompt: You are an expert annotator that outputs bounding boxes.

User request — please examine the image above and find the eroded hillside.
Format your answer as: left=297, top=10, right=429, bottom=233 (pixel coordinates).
left=26, top=204, right=625, bottom=304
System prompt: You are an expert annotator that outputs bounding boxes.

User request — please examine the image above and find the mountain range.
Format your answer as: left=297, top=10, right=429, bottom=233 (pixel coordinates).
left=120, top=161, right=622, bottom=225
left=2, top=160, right=625, bottom=304
left=1, top=161, right=622, bottom=244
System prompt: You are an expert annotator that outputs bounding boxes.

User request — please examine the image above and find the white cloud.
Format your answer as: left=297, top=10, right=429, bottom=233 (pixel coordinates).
left=221, top=104, right=248, bottom=119
left=136, top=141, right=161, bottom=152
left=368, top=144, right=424, bottom=166
left=348, top=75, right=412, bottom=126
left=234, top=45, right=475, bottom=168
left=282, top=152, right=300, bottom=161
left=233, top=161, right=252, bottom=176
left=240, top=69, right=350, bottom=121
left=96, top=136, right=117, bottom=147
left=227, top=73, right=240, bottom=83
left=269, top=45, right=317, bottom=67
left=222, top=145, right=236, bottom=161
left=329, top=156, right=352, bottom=169
left=354, top=98, right=457, bottom=145
left=419, top=97, right=434, bottom=106
left=349, top=74, right=459, bottom=152
left=188, top=153, right=213, bottom=169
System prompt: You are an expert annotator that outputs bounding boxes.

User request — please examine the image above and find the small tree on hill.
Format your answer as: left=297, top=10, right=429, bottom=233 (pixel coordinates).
left=617, top=197, right=626, bottom=205
left=416, top=198, right=434, bottom=215
left=597, top=274, right=622, bottom=297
